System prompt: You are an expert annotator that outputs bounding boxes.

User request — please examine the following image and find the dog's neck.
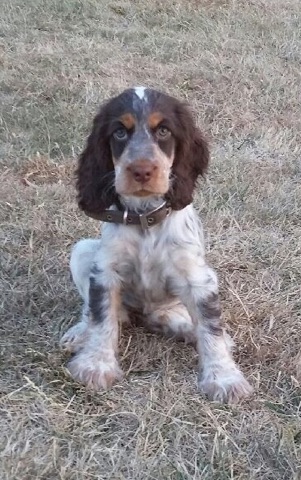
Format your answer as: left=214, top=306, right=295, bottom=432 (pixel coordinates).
left=83, top=195, right=171, bottom=228
left=117, top=195, right=166, bottom=214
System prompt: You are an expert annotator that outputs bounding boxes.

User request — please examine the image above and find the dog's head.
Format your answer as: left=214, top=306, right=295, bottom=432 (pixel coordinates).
left=77, top=87, right=209, bottom=213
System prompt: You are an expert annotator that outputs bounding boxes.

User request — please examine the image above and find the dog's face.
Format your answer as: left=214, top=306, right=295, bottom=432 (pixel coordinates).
left=77, top=87, right=209, bottom=213
left=109, top=87, right=176, bottom=198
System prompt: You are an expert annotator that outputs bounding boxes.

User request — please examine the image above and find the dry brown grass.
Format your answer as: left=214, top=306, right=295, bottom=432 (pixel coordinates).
left=1, top=0, right=301, bottom=478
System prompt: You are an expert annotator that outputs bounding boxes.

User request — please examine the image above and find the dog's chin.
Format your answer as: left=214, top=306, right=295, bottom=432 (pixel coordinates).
left=118, top=189, right=168, bottom=212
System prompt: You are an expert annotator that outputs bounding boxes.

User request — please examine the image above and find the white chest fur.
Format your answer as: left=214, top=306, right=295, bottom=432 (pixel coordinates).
left=98, top=205, right=205, bottom=309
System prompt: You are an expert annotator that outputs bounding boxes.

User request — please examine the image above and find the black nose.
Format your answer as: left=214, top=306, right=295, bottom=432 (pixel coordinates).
left=128, top=161, right=157, bottom=183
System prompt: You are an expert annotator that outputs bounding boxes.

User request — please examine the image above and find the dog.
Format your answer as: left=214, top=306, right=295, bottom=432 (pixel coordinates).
left=60, top=87, right=253, bottom=403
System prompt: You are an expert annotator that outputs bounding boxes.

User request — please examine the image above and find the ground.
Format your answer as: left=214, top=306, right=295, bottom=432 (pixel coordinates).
left=1, top=0, right=301, bottom=479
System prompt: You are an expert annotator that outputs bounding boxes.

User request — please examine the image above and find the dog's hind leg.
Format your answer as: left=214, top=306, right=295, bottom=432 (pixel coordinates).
left=60, top=239, right=101, bottom=353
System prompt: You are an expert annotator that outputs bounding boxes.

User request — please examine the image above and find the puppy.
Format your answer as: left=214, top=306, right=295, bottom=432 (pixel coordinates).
left=60, top=87, right=253, bottom=403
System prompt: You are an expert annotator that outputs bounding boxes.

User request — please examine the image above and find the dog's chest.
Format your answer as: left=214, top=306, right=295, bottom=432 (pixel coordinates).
left=117, top=231, right=169, bottom=304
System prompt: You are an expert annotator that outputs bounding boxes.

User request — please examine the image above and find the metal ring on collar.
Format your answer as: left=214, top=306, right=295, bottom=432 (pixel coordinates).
left=123, top=208, right=129, bottom=225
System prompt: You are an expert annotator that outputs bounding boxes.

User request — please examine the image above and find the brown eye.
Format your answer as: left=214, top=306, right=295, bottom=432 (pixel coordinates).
left=113, top=127, right=128, bottom=141
left=155, top=125, right=171, bottom=140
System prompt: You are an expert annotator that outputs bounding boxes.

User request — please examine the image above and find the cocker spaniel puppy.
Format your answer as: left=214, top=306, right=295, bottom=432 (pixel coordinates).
left=60, top=87, right=253, bottom=403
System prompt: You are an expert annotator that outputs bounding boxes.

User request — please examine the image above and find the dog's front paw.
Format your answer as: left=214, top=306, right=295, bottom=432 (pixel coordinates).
left=60, top=322, right=89, bottom=353
left=67, top=351, right=123, bottom=390
left=198, top=365, right=253, bottom=404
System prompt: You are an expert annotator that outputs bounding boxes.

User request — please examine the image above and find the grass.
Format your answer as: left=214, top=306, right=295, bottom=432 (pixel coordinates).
left=1, top=0, right=301, bottom=478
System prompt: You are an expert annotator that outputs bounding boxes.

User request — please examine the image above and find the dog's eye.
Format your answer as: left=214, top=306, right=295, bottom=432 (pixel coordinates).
left=155, top=126, right=171, bottom=140
left=113, top=127, right=128, bottom=141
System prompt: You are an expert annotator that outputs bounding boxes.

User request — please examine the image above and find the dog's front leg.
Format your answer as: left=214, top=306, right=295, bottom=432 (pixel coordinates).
left=66, top=266, right=123, bottom=390
left=171, top=262, right=253, bottom=403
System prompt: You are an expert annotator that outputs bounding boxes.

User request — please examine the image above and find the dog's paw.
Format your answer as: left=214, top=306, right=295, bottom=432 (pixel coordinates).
left=67, top=351, right=123, bottom=390
left=198, top=365, right=253, bottom=404
left=60, top=322, right=89, bottom=353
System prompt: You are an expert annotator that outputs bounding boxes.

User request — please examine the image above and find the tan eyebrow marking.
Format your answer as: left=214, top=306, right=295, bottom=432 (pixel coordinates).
left=119, top=113, right=136, bottom=129
left=148, top=112, right=164, bottom=129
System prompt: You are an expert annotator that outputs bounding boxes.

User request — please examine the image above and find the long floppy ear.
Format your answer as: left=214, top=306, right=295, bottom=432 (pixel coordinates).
left=165, top=103, right=209, bottom=210
left=76, top=105, right=118, bottom=214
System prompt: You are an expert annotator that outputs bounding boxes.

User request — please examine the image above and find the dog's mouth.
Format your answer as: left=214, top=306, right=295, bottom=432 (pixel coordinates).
left=115, top=178, right=170, bottom=198
left=134, top=189, right=154, bottom=197
left=116, top=186, right=167, bottom=197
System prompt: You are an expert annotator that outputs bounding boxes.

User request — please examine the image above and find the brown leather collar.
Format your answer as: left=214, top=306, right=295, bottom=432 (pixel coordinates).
left=84, top=201, right=172, bottom=230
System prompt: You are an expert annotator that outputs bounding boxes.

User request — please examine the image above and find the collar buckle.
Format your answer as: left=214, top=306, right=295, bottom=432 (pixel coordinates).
left=138, top=200, right=168, bottom=230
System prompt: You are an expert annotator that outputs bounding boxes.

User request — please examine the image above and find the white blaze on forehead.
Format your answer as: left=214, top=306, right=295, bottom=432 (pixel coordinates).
left=134, top=86, right=146, bottom=100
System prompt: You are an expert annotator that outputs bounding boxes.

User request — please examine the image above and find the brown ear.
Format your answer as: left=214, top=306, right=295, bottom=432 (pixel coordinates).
left=76, top=106, right=118, bottom=214
left=165, top=104, right=209, bottom=210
